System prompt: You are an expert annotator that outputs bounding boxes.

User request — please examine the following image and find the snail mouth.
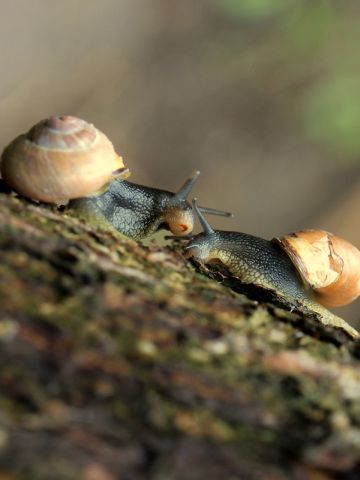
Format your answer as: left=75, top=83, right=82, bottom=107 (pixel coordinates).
left=178, top=224, right=189, bottom=233
left=160, top=222, right=191, bottom=236
left=163, top=208, right=194, bottom=236
left=170, top=223, right=192, bottom=236
left=184, top=244, right=201, bottom=259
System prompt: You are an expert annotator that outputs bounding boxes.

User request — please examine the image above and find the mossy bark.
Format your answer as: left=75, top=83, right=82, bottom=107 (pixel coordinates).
left=0, top=190, right=360, bottom=480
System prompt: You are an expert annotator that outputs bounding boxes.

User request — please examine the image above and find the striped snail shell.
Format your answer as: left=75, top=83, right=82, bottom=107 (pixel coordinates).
left=0, top=115, right=127, bottom=204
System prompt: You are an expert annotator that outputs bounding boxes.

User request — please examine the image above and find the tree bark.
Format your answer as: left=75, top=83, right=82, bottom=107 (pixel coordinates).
left=0, top=191, right=360, bottom=480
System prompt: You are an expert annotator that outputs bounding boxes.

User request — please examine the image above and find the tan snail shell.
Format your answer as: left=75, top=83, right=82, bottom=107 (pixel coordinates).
left=0, top=115, right=127, bottom=204
left=274, top=229, right=360, bottom=307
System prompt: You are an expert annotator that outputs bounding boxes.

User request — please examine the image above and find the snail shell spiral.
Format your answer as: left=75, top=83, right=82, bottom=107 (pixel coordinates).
left=0, top=115, right=125, bottom=204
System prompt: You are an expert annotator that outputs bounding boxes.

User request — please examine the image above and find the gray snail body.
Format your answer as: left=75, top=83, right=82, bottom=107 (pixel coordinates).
left=69, top=179, right=195, bottom=241
left=186, top=200, right=360, bottom=339
left=0, top=115, right=230, bottom=240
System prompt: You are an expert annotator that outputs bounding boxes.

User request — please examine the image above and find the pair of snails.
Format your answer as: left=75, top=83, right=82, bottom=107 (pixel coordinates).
left=1, top=115, right=359, bottom=336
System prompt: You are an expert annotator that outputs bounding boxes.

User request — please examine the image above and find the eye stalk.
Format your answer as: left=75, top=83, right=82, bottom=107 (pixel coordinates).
left=183, top=198, right=218, bottom=261
left=171, top=170, right=201, bottom=203
left=171, top=171, right=232, bottom=217
left=165, top=173, right=232, bottom=236
left=191, top=197, right=215, bottom=235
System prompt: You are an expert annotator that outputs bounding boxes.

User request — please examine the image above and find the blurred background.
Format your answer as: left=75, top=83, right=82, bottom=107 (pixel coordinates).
left=1, top=0, right=359, bottom=324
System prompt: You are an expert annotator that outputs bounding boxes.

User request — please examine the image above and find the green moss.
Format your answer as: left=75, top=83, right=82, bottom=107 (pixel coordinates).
left=1, top=192, right=360, bottom=479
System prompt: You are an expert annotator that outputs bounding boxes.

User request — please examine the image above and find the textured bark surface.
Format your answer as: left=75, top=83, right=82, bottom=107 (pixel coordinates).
left=1, top=190, right=360, bottom=480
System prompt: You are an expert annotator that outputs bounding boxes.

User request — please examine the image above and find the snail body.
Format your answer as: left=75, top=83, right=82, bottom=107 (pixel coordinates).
left=0, top=116, right=231, bottom=240
left=69, top=179, right=197, bottom=240
left=186, top=200, right=360, bottom=338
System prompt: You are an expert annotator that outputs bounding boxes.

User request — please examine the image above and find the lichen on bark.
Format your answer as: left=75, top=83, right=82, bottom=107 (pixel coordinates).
left=0, top=191, right=360, bottom=480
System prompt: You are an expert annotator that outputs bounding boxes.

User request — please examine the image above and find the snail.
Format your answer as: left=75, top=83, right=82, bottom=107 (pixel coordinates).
left=0, top=115, right=231, bottom=240
left=185, top=199, right=360, bottom=339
